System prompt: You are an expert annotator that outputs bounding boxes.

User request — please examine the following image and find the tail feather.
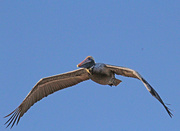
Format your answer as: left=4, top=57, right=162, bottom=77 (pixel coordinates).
left=114, top=78, right=122, bottom=86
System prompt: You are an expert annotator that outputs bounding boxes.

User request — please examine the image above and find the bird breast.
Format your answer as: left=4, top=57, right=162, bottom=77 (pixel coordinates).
left=89, top=63, right=113, bottom=85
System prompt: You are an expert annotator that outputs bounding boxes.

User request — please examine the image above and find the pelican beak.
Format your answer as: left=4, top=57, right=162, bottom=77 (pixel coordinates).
left=77, top=58, right=88, bottom=67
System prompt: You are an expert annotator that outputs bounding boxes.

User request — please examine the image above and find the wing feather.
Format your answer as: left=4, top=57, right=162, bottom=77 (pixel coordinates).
left=106, top=64, right=173, bottom=117
left=4, top=68, right=89, bottom=128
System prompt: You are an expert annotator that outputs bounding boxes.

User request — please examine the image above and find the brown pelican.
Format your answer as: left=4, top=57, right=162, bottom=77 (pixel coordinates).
left=4, top=56, right=173, bottom=128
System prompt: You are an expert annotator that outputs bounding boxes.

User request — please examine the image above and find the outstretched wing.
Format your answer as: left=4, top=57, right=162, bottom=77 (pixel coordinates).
left=4, top=68, right=89, bottom=128
left=105, top=64, right=173, bottom=117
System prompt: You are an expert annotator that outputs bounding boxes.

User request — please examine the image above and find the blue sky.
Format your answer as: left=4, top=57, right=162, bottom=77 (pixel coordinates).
left=0, top=1, right=180, bottom=131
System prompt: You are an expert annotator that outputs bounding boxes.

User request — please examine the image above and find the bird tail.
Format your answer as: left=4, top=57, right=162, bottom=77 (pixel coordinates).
left=114, top=78, right=122, bottom=86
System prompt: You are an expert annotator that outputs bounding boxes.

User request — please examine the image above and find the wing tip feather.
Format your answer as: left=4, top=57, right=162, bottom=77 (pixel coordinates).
left=4, top=108, right=21, bottom=128
left=164, top=104, right=173, bottom=118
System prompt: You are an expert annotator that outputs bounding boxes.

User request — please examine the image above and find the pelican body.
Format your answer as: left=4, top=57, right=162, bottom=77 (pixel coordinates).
left=80, top=63, right=121, bottom=86
left=4, top=56, right=173, bottom=128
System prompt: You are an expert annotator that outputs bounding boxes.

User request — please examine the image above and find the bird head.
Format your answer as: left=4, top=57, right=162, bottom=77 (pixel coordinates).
left=77, top=56, right=95, bottom=69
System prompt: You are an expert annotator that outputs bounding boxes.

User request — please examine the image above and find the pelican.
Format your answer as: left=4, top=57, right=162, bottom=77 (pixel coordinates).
left=4, top=56, right=173, bottom=128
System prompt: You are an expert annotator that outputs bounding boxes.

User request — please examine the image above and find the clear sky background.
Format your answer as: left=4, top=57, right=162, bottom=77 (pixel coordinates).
left=0, top=1, right=180, bottom=131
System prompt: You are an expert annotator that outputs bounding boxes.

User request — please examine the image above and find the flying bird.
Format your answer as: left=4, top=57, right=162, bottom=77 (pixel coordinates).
left=4, top=56, right=173, bottom=128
